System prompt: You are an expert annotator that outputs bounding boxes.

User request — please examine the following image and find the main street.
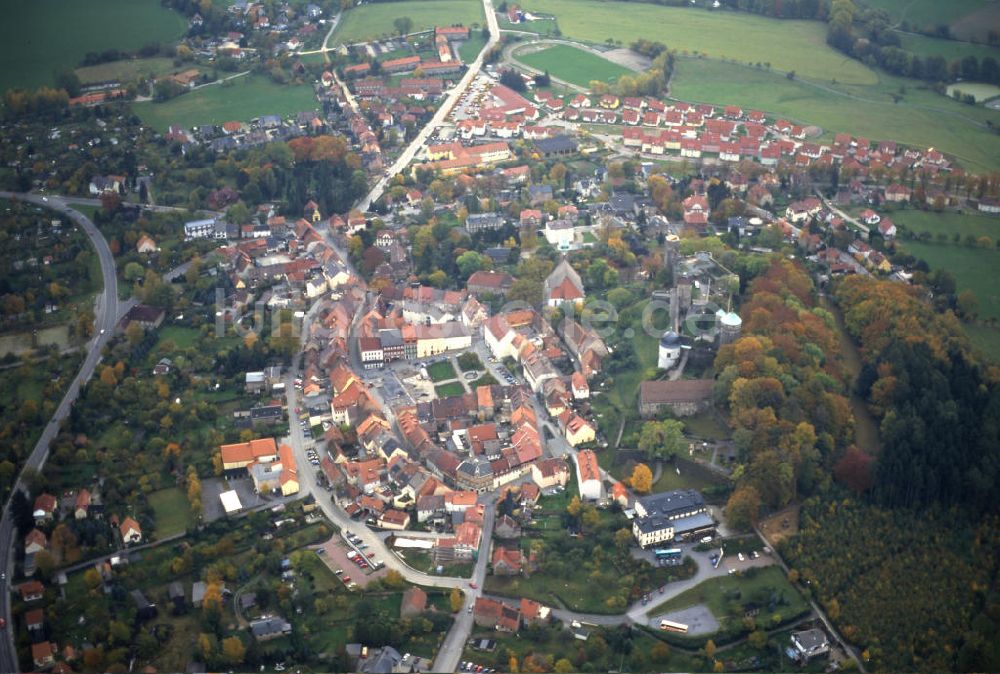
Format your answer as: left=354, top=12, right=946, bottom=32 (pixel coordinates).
left=355, top=0, right=501, bottom=213
left=0, top=192, right=122, bottom=674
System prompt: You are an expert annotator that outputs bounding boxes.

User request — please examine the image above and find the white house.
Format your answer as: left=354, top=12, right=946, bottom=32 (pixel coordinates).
left=574, top=449, right=602, bottom=501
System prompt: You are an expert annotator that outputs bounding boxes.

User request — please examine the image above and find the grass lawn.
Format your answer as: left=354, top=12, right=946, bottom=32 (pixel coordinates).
left=74, top=57, right=180, bottom=85
left=682, top=411, right=731, bottom=441
left=520, top=0, right=877, bottom=84
left=458, top=33, right=487, bottom=63
left=669, top=58, right=1000, bottom=172
left=399, top=549, right=474, bottom=577
left=891, top=208, right=1000, bottom=240
left=435, top=381, right=466, bottom=398
left=148, top=487, right=194, bottom=537
left=0, top=0, right=187, bottom=92
left=332, top=0, right=485, bottom=45
left=516, top=44, right=631, bottom=88
left=427, top=359, right=458, bottom=382
left=155, top=325, right=202, bottom=350
left=649, top=457, right=725, bottom=494
left=650, top=565, right=810, bottom=634
left=133, top=75, right=318, bottom=131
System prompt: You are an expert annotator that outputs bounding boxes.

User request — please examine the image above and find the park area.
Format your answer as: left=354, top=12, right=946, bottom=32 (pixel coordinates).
left=133, top=75, right=319, bottom=131
left=435, top=382, right=466, bottom=398
left=332, top=0, right=484, bottom=45
left=669, top=58, right=1000, bottom=172
left=427, top=359, right=458, bottom=382
left=0, top=0, right=187, bottom=92
left=517, top=44, right=631, bottom=88
left=518, top=0, right=877, bottom=84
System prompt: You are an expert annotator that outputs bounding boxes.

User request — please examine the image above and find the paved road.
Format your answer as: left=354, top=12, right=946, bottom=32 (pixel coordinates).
left=355, top=0, right=500, bottom=212
left=0, top=192, right=122, bottom=674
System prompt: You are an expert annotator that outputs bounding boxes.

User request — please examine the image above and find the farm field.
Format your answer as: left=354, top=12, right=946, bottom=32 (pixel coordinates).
left=74, top=57, right=180, bottom=85
left=896, top=32, right=999, bottom=63
left=0, top=0, right=187, bottom=92
left=133, top=75, right=318, bottom=131
left=901, top=240, right=1000, bottom=360
left=669, top=58, right=1000, bottom=172
left=520, top=0, right=878, bottom=84
left=332, top=0, right=485, bottom=45
left=890, top=208, right=1000, bottom=241
left=517, top=44, right=631, bottom=87
left=859, top=0, right=988, bottom=33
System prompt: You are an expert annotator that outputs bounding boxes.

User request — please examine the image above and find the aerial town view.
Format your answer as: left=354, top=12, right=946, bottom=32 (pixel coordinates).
left=0, top=0, right=998, bottom=672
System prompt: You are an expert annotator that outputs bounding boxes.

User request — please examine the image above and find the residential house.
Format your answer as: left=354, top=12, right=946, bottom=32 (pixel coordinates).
left=19, top=580, right=45, bottom=602
left=32, top=493, right=57, bottom=524
left=73, top=489, right=91, bottom=520
left=473, top=597, right=520, bottom=631
left=494, top=514, right=521, bottom=539
left=249, top=616, right=292, bottom=641
left=574, top=449, right=602, bottom=500
left=136, top=235, right=158, bottom=253
left=531, top=458, right=569, bottom=488
left=25, top=529, right=48, bottom=556
left=120, top=516, right=143, bottom=545
left=492, top=546, right=523, bottom=576
left=559, top=410, right=595, bottom=447
left=400, top=586, right=427, bottom=618
left=31, top=642, right=55, bottom=670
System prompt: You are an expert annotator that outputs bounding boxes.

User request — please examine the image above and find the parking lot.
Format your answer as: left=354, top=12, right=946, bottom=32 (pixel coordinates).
left=649, top=604, right=719, bottom=637
left=312, top=535, right=388, bottom=589
left=375, top=370, right=417, bottom=407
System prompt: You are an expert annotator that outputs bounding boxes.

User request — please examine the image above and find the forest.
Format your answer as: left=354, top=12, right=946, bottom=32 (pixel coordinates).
left=782, top=499, right=1000, bottom=672
left=713, top=258, right=854, bottom=526
left=768, top=276, right=1000, bottom=672
left=835, top=276, right=1000, bottom=511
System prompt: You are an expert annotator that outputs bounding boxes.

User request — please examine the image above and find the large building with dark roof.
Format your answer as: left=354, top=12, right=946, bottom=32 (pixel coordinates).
left=631, top=489, right=714, bottom=547
left=638, top=379, right=714, bottom=417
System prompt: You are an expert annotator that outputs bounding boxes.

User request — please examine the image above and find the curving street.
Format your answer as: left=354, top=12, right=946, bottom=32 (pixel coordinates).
left=0, top=192, right=122, bottom=674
